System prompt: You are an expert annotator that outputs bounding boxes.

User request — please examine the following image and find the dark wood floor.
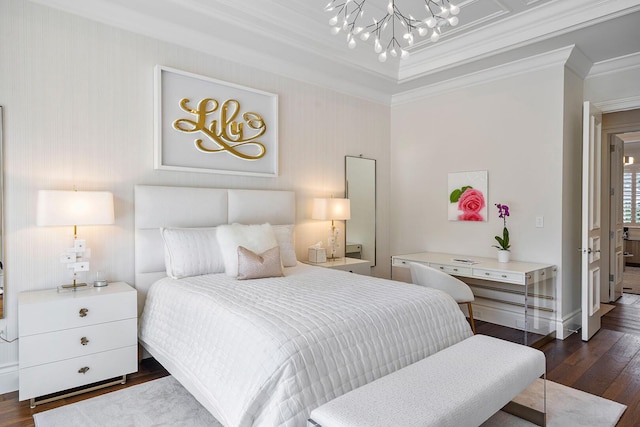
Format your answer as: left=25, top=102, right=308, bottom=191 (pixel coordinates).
left=3, top=295, right=640, bottom=426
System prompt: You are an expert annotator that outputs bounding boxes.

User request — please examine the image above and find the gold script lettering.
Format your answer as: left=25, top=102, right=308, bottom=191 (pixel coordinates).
left=173, top=98, right=267, bottom=160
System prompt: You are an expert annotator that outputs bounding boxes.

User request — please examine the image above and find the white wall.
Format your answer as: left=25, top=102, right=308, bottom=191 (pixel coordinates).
left=0, top=0, right=391, bottom=390
left=390, top=64, right=571, bottom=331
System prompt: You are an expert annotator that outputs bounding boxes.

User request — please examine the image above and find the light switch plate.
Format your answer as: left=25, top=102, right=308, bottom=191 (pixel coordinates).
left=536, top=216, right=544, bottom=228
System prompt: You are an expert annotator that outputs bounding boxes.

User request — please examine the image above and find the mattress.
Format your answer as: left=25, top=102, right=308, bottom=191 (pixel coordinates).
left=138, top=263, right=473, bottom=427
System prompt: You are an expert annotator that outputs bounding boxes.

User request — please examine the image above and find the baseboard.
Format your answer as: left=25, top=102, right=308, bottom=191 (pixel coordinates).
left=560, top=309, right=582, bottom=340
left=468, top=300, right=559, bottom=338
left=0, top=362, right=19, bottom=394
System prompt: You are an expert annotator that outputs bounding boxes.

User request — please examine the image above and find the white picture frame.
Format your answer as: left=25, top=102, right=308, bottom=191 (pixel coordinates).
left=154, top=65, right=278, bottom=177
left=448, top=170, right=488, bottom=222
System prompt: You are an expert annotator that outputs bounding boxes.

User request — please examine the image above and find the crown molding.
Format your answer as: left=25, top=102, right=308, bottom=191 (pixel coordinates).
left=27, top=0, right=394, bottom=105
left=565, top=46, right=593, bottom=79
left=398, top=0, right=640, bottom=82
left=594, top=96, right=640, bottom=114
left=392, top=45, right=576, bottom=106
left=587, top=52, right=640, bottom=78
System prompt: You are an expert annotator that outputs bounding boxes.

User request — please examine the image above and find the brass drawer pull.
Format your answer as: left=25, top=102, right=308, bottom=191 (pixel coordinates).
left=79, top=308, right=89, bottom=317
left=80, top=337, right=89, bottom=346
left=78, top=366, right=90, bottom=374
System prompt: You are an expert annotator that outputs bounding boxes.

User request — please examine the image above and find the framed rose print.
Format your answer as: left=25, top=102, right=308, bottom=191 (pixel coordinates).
left=448, top=170, right=488, bottom=221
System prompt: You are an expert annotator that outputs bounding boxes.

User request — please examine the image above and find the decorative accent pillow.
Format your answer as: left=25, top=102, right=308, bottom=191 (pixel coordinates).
left=272, top=224, right=297, bottom=267
left=237, top=246, right=284, bottom=280
left=160, top=227, right=225, bottom=279
left=217, top=223, right=279, bottom=277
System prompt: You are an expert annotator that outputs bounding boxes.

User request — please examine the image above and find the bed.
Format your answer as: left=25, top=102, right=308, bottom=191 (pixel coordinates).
left=135, top=185, right=473, bottom=427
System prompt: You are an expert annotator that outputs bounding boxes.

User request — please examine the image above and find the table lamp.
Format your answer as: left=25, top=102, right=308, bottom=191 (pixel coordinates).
left=312, top=197, right=351, bottom=259
left=37, top=190, right=114, bottom=290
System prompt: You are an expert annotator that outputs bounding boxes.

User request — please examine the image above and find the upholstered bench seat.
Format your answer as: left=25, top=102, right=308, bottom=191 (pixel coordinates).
left=308, top=334, right=546, bottom=427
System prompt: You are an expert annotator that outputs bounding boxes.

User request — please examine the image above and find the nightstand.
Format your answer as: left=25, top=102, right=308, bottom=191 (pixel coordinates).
left=305, top=258, right=372, bottom=276
left=18, top=281, right=138, bottom=407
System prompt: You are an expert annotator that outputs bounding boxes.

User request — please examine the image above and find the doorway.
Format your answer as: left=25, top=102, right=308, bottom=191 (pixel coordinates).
left=606, top=109, right=640, bottom=303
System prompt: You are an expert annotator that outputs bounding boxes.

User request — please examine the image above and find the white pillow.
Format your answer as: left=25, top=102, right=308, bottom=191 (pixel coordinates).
left=217, top=223, right=279, bottom=277
left=272, top=224, right=297, bottom=267
left=160, top=227, right=224, bottom=279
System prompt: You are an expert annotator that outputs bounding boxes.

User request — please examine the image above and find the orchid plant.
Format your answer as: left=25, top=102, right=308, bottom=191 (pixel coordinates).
left=493, top=203, right=511, bottom=251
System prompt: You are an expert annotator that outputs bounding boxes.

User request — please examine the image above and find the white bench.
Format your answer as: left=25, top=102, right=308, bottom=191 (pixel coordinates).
left=308, top=335, right=546, bottom=427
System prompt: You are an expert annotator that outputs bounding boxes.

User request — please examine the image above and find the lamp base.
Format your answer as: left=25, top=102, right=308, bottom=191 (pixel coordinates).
left=57, top=282, right=90, bottom=293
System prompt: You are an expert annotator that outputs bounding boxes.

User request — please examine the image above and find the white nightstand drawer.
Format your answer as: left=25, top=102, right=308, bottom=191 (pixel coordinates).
left=19, top=284, right=137, bottom=336
left=19, top=345, right=138, bottom=401
left=19, top=318, right=137, bottom=368
left=472, top=268, right=524, bottom=284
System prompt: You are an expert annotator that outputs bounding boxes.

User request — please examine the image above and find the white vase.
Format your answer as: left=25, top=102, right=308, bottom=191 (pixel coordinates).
left=497, top=250, right=510, bottom=263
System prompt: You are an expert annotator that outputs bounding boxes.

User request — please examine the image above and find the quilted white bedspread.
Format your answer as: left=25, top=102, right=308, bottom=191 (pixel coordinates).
left=139, top=263, right=473, bottom=427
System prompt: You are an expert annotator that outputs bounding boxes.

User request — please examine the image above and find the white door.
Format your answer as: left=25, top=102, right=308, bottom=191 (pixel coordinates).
left=582, top=101, right=603, bottom=341
left=609, top=136, right=624, bottom=302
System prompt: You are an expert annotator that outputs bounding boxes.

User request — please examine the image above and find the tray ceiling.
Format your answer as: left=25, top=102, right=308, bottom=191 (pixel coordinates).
left=28, top=0, right=640, bottom=102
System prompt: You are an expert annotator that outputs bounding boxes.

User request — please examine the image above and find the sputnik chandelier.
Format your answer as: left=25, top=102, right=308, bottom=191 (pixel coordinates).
left=324, top=0, right=460, bottom=62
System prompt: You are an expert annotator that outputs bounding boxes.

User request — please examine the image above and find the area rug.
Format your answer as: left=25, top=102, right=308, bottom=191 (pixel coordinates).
left=34, top=376, right=626, bottom=427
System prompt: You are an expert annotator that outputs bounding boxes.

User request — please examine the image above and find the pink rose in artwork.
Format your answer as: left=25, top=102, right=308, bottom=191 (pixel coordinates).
left=457, top=188, right=485, bottom=221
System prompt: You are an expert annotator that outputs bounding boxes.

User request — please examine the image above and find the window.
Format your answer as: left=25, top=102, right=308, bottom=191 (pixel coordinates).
left=623, top=167, right=640, bottom=224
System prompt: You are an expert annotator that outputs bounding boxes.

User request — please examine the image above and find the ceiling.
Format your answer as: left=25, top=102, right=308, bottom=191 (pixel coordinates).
left=29, top=0, right=640, bottom=102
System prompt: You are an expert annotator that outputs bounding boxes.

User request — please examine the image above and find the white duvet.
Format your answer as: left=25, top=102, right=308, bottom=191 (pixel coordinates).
left=139, top=263, right=473, bottom=427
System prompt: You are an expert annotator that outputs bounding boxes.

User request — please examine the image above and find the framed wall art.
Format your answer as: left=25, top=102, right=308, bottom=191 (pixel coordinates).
left=448, top=170, right=488, bottom=221
left=154, top=65, right=278, bottom=177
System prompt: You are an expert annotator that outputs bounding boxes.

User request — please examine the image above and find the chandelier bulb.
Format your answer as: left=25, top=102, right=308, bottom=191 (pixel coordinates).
left=430, top=30, right=440, bottom=42
left=360, top=31, right=370, bottom=41
left=329, top=15, right=338, bottom=26
left=378, top=51, right=388, bottom=62
left=331, top=26, right=341, bottom=35
left=440, top=8, right=450, bottom=18
left=401, top=49, right=410, bottom=59
left=426, top=16, right=437, bottom=28
left=353, top=26, right=363, bottom=35
left=418, top=27, right=428, bottom=36
left=348, top=37, right=356, bottom=49
left=450, top=4, right=460, bottom=15
left=387, top=1, right=394, bottom=14
left=390, top=47, right=397, bottom=57
left=448, top=16, right=459, bottom=26
left=374, top=38, right=382, bottom=53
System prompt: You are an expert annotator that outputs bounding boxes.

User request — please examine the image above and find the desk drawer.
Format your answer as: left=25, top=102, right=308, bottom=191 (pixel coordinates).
left=429, top=263, right=472, bottom=277
left=392, top=258, right=414, bottom=268
left=472, top=268, right=524, bottom=284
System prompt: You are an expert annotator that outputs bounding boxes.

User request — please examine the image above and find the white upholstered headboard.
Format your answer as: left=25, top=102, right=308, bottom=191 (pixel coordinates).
left=134, top=185, right=296, bottom=312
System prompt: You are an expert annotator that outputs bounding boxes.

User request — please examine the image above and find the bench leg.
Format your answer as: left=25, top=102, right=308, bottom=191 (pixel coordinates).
left=502, top=376, right=546, bottom=426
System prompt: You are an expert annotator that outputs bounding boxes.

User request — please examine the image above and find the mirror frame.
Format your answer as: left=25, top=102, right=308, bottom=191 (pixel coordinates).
left=345, top=155, right=376, bottom=266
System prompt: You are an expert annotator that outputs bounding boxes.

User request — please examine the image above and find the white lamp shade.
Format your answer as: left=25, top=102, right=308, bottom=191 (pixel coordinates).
left=312, top=198, right=351, bottom=221
left=37, top=190, right=115, bottom=226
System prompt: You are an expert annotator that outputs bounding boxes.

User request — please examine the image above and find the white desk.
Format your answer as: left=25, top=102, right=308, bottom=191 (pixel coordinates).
left=392, top=252, right=556, bottom=346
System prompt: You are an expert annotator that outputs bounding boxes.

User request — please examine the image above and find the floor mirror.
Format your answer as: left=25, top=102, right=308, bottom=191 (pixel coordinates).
left=345, top=155, right=376, bottom=266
